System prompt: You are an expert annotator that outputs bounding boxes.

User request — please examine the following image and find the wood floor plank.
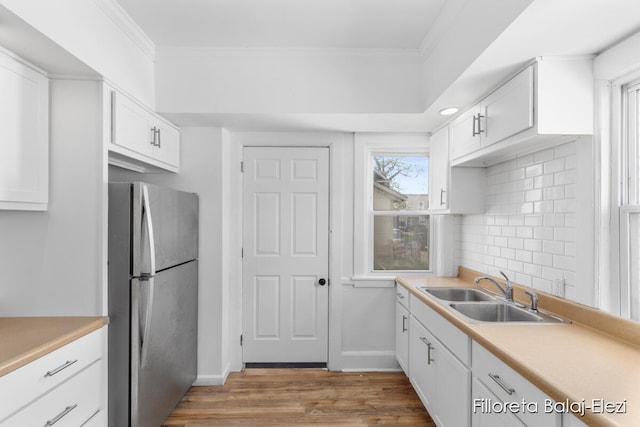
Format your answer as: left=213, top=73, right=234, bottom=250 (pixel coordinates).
left=162, top=369, right=435, bottom=426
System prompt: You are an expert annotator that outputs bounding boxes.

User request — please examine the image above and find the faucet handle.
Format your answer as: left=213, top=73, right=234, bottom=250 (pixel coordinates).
left=525, top=289, right=538, bottom=312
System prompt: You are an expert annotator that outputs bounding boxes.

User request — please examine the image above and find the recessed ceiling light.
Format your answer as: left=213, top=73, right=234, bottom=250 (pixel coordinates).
left=439, top=107, right=459, bottom=116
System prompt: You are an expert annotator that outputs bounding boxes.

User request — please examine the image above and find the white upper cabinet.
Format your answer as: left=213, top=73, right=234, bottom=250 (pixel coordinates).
left=480, top=66, right=534, bottom=148
left=107, top=85, right=180, bottom=173
left=450, top=57, right=593, bottom=166
left=0, top=50, right=49, bottom=211
left=430, top=126, right=485, bottom=214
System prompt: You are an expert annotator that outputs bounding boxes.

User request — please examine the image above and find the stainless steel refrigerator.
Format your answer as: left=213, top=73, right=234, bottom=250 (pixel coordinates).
left=108, top=182, right=198, bottom=427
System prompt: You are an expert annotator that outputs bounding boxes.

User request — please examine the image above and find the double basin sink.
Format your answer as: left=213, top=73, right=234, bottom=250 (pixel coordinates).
left=420, top=287, right=568, bottom=324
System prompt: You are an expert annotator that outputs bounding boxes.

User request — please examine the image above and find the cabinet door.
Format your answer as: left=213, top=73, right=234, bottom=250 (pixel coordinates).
left=113, top=91, right=154, bottom=158
left=0, top=52, right=48, bottom=210
left=395, top=301, right=409, bottom=374
left=433, top=333, right=471, bottom=427
left=481, top=66, right=534, bottom=148
left=409, top=317, right=436, bottom=411
left=153, top=120, right=180, bottom=168
left=429, top=127, right=449, bottom=210
left=472, top=377, right=525, bottom=427
left=449, top=106, right=480, bottom=160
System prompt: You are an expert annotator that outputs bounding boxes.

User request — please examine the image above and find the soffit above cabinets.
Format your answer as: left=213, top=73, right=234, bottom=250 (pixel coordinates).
left=112, top=0, right=640, bottom=132
left=114, top=0, right=447, bottom=50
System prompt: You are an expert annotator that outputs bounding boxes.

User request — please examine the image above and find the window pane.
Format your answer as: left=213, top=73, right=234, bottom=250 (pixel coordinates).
left=373, top=156, right=429, bottom=211
left=373, top=215, right=429, bottom=270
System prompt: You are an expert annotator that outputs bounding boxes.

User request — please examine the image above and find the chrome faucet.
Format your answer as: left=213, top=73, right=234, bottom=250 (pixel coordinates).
left=474, top=271, right=514, bottom=302
left=525, top=289, right=539, bottom=312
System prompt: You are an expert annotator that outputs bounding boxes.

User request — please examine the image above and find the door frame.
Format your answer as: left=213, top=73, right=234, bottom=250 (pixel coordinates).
left=230, top=132, right=351, bottom=372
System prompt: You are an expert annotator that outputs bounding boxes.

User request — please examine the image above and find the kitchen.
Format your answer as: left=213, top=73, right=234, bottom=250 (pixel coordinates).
left=0, top=0, right=639, bottom=426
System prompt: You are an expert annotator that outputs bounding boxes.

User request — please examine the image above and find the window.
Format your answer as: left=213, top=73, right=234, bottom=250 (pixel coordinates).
left=371, top=155, right=430, bottom=271
left=620, top=81, right=640, bottom=320
left=353, top=134, right=431, bottom=277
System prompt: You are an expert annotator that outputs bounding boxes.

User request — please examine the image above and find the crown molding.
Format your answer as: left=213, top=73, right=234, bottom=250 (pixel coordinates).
left=92, top=0, right=155, bottom=59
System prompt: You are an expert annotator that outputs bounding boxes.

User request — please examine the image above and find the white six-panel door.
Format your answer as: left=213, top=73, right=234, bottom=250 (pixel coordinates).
left=242, top=147, right=330, bottom=363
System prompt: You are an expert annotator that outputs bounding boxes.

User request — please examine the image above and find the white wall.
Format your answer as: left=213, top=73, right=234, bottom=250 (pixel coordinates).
left=109, top=127, right=230, bottom=384
left=0, top=0, right=155, bottom=105
left=419, top=0, right=532, bottom=110
left=0, top=79, right=107, bottom=315
left=456, top=138, right=595, bottom=306
left=154, top=48, right=423, bottom=115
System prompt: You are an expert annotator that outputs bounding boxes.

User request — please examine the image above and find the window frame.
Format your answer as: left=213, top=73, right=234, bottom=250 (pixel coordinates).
left=353, top=133, right=432, bottom=279
left=618, top=80, right=640, bottom=319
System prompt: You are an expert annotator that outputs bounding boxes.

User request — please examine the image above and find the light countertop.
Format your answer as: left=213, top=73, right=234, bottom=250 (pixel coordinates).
left=0, top=316, right=108, bottom=377
left=396, top=271, right=640, bottom=427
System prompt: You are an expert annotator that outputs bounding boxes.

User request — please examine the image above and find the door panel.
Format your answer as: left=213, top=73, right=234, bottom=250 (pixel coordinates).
left=133, top=183, right=199, bottom=273
left=132, top=261, right=198, bottom=427
left=243, top=147, right=329, bottom=363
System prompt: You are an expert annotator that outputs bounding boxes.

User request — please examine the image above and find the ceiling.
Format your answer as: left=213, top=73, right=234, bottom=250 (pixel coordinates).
left=115, top=0, right=446, bottom=50
left=114, top=0, right=640, bottom=132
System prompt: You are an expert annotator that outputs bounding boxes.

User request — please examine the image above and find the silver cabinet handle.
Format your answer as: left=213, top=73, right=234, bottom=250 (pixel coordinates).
left=156, top=128, right=161, bottom=148
left=402, top=315, right=407, bottom=332
left=440, top=188, right=446, bottom=206
left=80, top=409, right=101, bottom=427
left=44, top=359, right=77, bottom=377
left=472, top=113, right=486, bottom=136
left=396, top=292, right=405, bottom=299
left=476, top=113, right=485, bottom=135
left=419, top=337, right=435, bottom=365
left=488, top=373, right=515, bottom=395
left=45, top=404, right=77, bottom=426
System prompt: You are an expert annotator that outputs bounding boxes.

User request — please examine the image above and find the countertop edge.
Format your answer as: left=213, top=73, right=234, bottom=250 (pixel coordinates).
left=0, top=316, right=108, bottom=377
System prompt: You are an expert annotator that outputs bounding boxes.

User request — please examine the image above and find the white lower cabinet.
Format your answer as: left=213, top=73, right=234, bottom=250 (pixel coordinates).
left=472, top=377, right=525, bottom=427
left=395, top=283, right=410, bottom=374
left=0, top=327, right=107, bottom=426
left=409, top=295, right=471, bottom=427
left=395, top=300, right=409, bottom=374
left=562, top=413, right=588, bottom=427
left=397, top=288, right=581, bottom=427
left=472, top=341, right=561, bottom=427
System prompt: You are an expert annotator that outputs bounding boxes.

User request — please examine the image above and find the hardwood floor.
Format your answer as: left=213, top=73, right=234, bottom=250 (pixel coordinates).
left=163, top=369, right=436, bottom=426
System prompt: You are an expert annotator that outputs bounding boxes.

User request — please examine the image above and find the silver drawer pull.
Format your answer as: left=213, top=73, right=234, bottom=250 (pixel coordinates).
left=80, top=409, right=101, bottom=427
left=396, top=292, right=405, bottom=299
left=418, top=337, right=435, bottom=365
left=45, top=404, right=77, bottom=426
left=44, top=359, right=78, bottom=377
left=488, top=373, right=515, bottom=395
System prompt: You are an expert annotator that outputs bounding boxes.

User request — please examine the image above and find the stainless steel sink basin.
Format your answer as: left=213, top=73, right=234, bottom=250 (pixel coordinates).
left=449, top=302, right=567, bottom=324
left=420, top=287, right=495, bottom=302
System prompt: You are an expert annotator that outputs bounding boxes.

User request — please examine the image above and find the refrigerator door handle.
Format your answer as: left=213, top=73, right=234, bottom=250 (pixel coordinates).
left=141, top=184, right=156, bottom=277
left=139, top=276, right=155, bottom=367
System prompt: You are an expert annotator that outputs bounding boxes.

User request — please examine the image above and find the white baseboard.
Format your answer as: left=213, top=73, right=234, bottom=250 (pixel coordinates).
left=339, top=350, right=400, bottom=371
left=193, top=362, right=232, bottom=386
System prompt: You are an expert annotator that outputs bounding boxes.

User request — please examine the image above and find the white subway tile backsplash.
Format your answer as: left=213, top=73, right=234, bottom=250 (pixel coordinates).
left=456, top=141, right=577, bottom=294
left=544, top=158, right=565, bottom=174
left=543, top=240, right=565, bottom=255
left=526, top=163, right=544, bottom=178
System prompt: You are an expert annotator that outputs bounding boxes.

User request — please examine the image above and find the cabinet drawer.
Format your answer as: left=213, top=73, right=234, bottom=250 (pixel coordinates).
left=472, top=341, right=561, bottom=427
left=1, top=359, right=104, bottom=427
left=410, top=294, right=470, bottom=365
left=0, top=327, right=105, bottom=421
left=395, top=283, right=409, bottom=308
